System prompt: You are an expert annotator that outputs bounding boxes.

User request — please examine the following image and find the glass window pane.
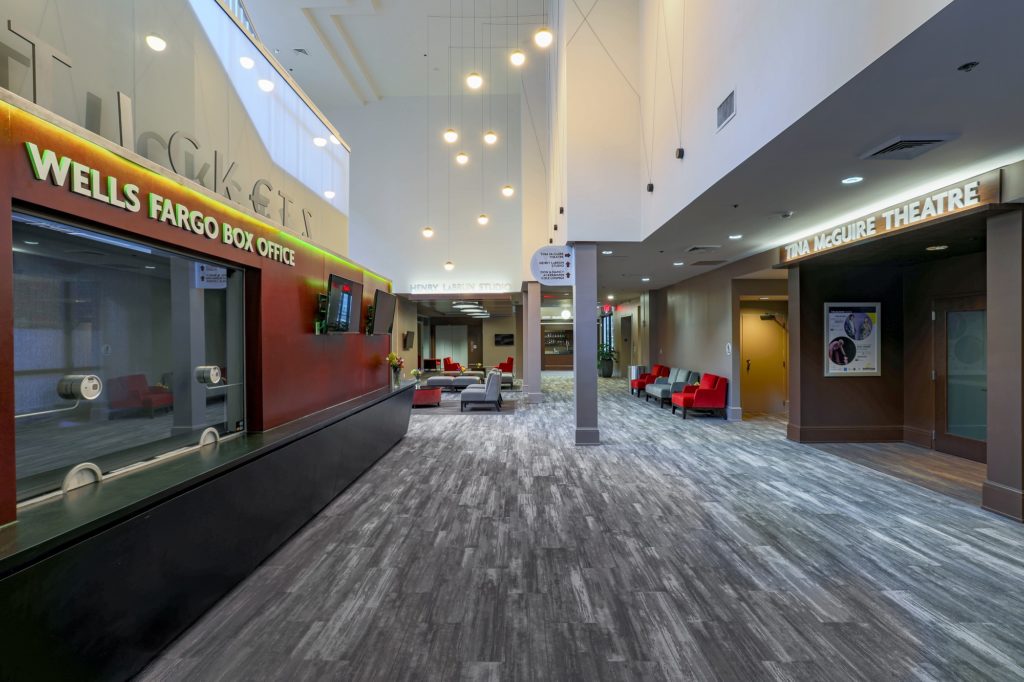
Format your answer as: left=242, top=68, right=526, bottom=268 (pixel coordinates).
left=13, top=213, right=245, bottom=500
left=946, top=309, right=986, bottom=442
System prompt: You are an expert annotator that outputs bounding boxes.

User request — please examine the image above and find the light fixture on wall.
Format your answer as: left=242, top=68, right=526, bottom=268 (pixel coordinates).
left=607, top=294, right=615, bottom=300
left=313, top=137, right=328, bottom=147
left=510, top=50, right=526, bottom=66
left=466, top=72, right=483, bottom=89
left=422, top=225, right=434, bottom=238
left=484, top=130, right=498, bottom=145
left=444, top=260, right=455, bottom=271
left=477, top=214, right=490, bottom=225
left=239, top=56, right=255, bottom=69
left=257, top=79, right=275, bottom=92
left=145, top=35, right=167, bottom=52
left=501, top=185, right=515, bottom=198
left=534, top=27, right=553, bottom=48
left=443, top=128, right=459, bottom=143
left=456, top=151, right=470, bottom=165
left=560, top=309, right=572, bottom=320
left=323, top=190, right=336, bottom=199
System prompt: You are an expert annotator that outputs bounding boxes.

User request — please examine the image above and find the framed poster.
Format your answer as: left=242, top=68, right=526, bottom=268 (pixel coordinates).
left=824, top=302, right=880, bottom=376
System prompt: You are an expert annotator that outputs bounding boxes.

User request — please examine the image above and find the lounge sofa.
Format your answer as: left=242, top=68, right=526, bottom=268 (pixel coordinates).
left=644, top=368, right=701, bottom=407
left=671, top=373, right=729, bottom=419
left=630, top=364, right=669, bottom=396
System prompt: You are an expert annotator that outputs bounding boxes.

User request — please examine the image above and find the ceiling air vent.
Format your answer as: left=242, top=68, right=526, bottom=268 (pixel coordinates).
left=691, top=260, right=728, bottom=267
left=686, top=245, right=721, bottom=253
left=293, top=48, right=310, bottom=56
left=860, top=135, right=956, bottom=161
left=717, top=91, right=736, bottom=130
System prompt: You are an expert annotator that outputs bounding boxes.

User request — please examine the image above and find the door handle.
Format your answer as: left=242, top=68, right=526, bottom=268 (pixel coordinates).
left=746, top=359, right=751, bottom=373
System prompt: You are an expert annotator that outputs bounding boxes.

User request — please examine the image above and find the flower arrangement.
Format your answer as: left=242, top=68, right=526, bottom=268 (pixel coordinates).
left=386, top=352, right=404, bottom=370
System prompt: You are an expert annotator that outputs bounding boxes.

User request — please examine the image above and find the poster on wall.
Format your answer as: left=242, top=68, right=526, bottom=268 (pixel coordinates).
left=824, top=302, right=880, bottom=376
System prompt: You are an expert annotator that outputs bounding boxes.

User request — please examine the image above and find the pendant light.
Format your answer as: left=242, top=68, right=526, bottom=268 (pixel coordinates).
left=443, top=128, right=458, bottom=143
left=456, top=151, right=469, bottom=165
left=477, top=214, right=489, bottom=225
left=466, top=72, right=483, bottom=89
left=534, top=27, right=553, bottom=48
left=422, top=226, right=434, bottom=238
left=501, top=185, right=514, bottom=198
left=444, top=260, right=455, bottom=271
left=484, top=130, right=498, bottom=145
left=510, top=50, right=525, bottom=67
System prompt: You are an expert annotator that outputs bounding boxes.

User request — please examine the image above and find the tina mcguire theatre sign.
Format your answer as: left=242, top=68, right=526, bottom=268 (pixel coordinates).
left=24, top=141, right=297, bottom=267
left=779, top=170, right=1001, bottom=264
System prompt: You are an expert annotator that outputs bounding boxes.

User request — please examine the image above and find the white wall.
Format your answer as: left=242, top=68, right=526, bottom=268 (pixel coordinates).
left=339, top=94, right=524, bottom=293
left=550, top=0, right=953, bottom=243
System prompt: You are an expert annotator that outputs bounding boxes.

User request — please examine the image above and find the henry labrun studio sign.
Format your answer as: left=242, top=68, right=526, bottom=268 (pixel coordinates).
left=25, top=141, right=297, bottom=267
left=780, top=170, right=1001, bottom=264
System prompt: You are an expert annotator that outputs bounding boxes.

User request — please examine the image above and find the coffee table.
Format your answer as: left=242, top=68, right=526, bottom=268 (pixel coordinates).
left=412, top=386, right=442, bottom=407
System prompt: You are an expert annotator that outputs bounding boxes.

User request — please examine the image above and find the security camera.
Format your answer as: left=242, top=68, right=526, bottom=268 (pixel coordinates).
left=195, top=365, right=222, bottom=385
left=58, top=375, right=103, bottom=401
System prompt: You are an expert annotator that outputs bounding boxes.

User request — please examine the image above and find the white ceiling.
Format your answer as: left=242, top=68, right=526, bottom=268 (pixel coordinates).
left=245, top=0, right=548, bottom=112
left=597, top=0, right=1024, bottom=300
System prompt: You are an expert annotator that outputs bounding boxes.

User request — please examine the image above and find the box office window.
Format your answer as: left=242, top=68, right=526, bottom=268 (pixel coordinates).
left=12, top=213, right=245, bottom=500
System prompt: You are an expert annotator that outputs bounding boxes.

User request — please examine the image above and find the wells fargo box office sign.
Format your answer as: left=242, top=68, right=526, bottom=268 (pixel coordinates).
left=24, top=141, right=297, bottom=267
left=780, top=171, right=1000, bottom=264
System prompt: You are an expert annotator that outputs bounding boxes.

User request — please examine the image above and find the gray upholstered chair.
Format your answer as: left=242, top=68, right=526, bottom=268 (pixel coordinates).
left=645, top=368, right=681, bottom=407
left=461, top=371, right=502, bottom=411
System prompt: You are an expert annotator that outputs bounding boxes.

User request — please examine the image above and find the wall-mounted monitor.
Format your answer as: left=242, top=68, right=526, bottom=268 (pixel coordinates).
left=494, top=333, right=515, bottom=346
left=370, top=289, right=398, bottom=335
left=402, top=331, right=415, bottom=350
left=326, top=274, right=362, bottom=332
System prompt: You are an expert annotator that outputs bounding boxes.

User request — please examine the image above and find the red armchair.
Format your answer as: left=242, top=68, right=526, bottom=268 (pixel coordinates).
left=671, top=373, right=728, bottom=419
left=108, top=374, right=174, bottom=417
left=496, top=356, right=514, bottom=373
left=443, top=357, right=464, bottom=372
left=630, top=364, right=669, bottom=396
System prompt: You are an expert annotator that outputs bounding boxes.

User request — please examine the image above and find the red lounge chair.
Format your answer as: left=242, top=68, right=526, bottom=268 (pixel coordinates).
left=630, top=364, right=669, bottom=396
left=443, top=357, right=464, bottom=372
left=671, top=373, right=728, bottom=419
left=496, top=356, right=514, bottom=373
left=108, top=374, right=174, bottom=417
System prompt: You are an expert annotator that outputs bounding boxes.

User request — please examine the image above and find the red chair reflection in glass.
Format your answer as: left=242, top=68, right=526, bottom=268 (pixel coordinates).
left=108, top=374, right=174, bottom=417
left=630, top=364, right=669, bottom=396
left=671, top=373, right=728, bottom=419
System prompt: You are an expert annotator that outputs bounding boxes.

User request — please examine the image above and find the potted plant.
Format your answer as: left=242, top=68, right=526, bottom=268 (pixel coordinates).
left=598, top=344, right=618, bottom=378
left=411, top=368, right=422, bottom=386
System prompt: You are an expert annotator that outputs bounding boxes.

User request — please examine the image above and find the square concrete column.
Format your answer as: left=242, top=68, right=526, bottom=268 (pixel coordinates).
left=984, top=209, right=1024, bottom=521
left=572, top=243, right=600, bottom=445
left=523, top=281, right=542, bottom=403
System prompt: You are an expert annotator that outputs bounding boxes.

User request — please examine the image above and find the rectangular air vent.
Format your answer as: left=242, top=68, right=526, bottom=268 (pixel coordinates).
left=293, top=48, right=310, bottom=56
left=717, top=91, right=736, bottom=130
left=691, top=260, right=728, bottom=267
left=860, top=135, right=956, bottom=160
left=686, top=245, right=721, bottom=253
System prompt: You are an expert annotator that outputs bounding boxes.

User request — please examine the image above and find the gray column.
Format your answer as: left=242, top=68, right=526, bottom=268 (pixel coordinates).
left=170, top=259, right=207, bottom=434
left=984, top=209, right=1024, bottom=521
left=523, top=281, right=542, bottom=403
left=572, top=243, right=600, bottom=445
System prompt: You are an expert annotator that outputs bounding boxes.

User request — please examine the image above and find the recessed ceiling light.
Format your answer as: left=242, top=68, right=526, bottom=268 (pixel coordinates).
left=257, top=79, right=275, bottom=92
left=759, top=296, right=769, bottom=300
left=323, top=190, right=336, bottom=199
left=23, top=240, right=39, bottom=245
left=145, top=265, right=157, bottom=270
left=601, top=250, right=614, bottom=255
left=607, top=294, right=615, bottom=300
left=841, top=176, right=864, bottom=185
left=729, top=234, right=743, bottom=240
left=313, top=137, right=328, bottom=147
left=926, top=244, right=949, bottom=251
left=672, top=261, right=684, bottom=266
left=641, top=277, right=651, bottom=282
left=239, top=56, right=255, bottom=70
left=145, top=35, right=167, bottom=52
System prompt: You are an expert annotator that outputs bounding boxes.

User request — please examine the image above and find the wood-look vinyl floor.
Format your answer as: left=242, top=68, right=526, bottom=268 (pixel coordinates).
left=138, top=375, right=1024, bottom=681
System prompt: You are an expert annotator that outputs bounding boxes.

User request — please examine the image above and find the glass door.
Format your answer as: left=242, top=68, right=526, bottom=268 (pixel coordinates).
left=934, top=296, right=986, bottom=462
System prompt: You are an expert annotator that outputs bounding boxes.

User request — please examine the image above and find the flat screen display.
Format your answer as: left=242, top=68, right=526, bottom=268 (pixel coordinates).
left=326, top=274, right=362, bottom=332
left=495, top=334, right=515, bottom=346
left=370, top=290, right=398, bottom=335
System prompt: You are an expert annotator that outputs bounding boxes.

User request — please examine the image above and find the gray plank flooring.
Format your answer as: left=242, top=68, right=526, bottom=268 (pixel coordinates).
left=138, top=375, right=1024, bottom=681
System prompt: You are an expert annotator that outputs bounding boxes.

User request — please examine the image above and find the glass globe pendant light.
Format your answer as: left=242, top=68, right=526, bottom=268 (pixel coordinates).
left=483, top=130, right=498, bottom=145
left=510, top=50, right=525, bottom=67
left=444, top=260, right=455, bottom=271
left=501, top=185, right=514, bottom=198
left=477, top=214, right=490, bottom=226
left=534, top=27, right=553, bottom=48
left=455, top=151, right=469, bottom=165
left=443, top=128, right=458, bottom=143
left=466, top=72, right=483, bottom=89
left=422, top=226, right=434, bottom=238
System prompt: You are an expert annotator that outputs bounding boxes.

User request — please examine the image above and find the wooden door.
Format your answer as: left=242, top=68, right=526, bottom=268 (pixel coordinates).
left=934, top=295, right=986, bottom=462
left=740, top=310, right=788, bottom=415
